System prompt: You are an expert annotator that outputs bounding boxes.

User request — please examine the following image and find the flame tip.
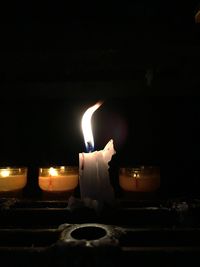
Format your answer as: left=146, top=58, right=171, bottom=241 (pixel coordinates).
left=98, top=100, right=104, bottom=105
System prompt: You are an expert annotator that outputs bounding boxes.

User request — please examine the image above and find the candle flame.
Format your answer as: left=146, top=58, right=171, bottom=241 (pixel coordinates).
left=48, top=167, right=58, bottom=176
left=81, top=101, right=103, bottom=152
left=1, top=169, right=10, bottom=177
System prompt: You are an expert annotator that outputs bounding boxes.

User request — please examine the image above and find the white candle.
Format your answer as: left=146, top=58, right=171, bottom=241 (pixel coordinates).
left=0, top=167, right=27, bottom=192
left=38, top=166, right=78, bottom=192
left=79, top=102, right=116, bottom=205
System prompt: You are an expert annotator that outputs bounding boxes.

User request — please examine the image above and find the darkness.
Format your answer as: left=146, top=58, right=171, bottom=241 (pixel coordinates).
left=1, top=1, right=200, bottom=198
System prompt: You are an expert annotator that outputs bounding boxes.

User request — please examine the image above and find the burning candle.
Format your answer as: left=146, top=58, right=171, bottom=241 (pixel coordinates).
left=38, top=166, right=78, bottom=193
left=79, top=101, right=115, bottom=206
left=0, top=167, right=27, bottom=193
left=119, top=166, right=160, bottom=193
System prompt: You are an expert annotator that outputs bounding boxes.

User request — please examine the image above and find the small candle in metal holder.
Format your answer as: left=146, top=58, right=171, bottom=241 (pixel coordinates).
left=0, top=167, right=27, bottom=193
left=38, top=166, right=78, bottom=193
left=119, top=166, right=160, bottom=192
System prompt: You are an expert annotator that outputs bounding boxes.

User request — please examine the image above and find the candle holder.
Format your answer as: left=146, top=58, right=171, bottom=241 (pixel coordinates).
left=119, top=166, right=160, bottom=195
left=38, top=166, right=79, bottom=199
left=0, top=167, right=27, bottom=197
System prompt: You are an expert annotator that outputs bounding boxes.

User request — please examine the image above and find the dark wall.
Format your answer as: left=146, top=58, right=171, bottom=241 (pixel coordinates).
left=0, top=2, right=200, bottom=197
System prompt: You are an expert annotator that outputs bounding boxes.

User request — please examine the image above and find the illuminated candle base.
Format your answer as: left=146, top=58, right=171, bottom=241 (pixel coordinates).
left=0, top=168, right=27, bottom=195
left=39, top=166, right=78, bottom=193
left=119, top=166, right=160, bottom=193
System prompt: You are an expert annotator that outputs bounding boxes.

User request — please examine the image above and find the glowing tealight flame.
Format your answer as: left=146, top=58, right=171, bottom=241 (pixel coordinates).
left=81, top=101, right=103, bottom=152
left=1, top=169, right=10, bottom=177
left=48, top=167, right=58, bottom=176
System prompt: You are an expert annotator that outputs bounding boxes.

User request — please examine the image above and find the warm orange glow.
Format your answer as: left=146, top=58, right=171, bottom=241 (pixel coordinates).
left=119, top=167, right=160, bottom=193
left=0, top=168, right=27, bottom=193
left=48, top=167, right=58, bottom=176
left=0, top=169, right=10, bottom=178
left=39, top=166, right=79, bottom=192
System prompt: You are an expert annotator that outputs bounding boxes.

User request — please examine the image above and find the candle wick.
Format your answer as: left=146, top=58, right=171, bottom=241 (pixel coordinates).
left=87, top=141, right=93, bottom=153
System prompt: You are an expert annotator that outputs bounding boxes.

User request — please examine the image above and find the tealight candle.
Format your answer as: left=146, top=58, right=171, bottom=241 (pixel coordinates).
left=119, top=166, right=160, bottom=192
left=0, top=167, right=27, bottom=193
left=38, top=166, right=78, bottom=193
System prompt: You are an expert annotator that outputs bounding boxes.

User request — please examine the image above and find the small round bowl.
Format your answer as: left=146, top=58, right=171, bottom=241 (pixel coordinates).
left=0, top=167, right=27, bottom=192
left=38, top=166, right=79, bottom=192
left=119, top=166, right=160, bottom=192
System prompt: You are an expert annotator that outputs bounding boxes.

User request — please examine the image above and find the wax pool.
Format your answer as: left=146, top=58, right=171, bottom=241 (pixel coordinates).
left=39, top=166, right=78, bottom=192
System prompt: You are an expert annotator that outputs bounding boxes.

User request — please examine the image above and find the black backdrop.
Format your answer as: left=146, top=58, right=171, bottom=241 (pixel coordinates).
left=0, top=1, right=200, bottom=198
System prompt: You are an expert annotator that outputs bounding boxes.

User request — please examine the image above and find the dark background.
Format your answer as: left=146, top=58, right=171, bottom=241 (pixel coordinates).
left=0, top=1, right=200, bottom=197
